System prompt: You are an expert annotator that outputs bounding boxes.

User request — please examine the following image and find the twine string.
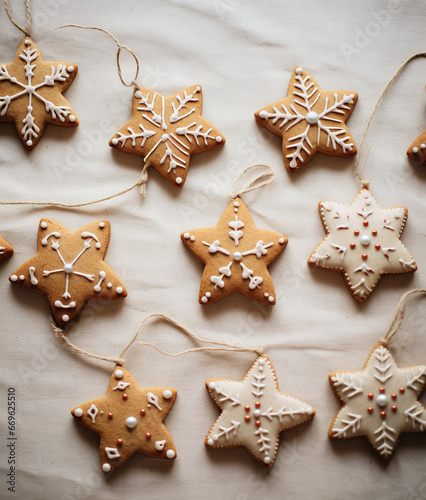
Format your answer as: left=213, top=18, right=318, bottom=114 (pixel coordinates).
left=4, top=0, right=31, bottom=37
left=229, top=164, right=275, bottom=199
left=355, top=52, right=426, bottom=188
left=379, top=288, right=426, bottom=346
left=56, top=24, right=140, bottom=88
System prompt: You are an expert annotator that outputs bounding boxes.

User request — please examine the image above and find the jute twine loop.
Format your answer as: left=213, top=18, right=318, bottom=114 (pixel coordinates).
left=378, top=288, right=426, bottom=346
left=355, top=52, right=426, bottom=188
left=229, top=164, right=275, bottom=199
left=5, top=0, right=31, bottom=37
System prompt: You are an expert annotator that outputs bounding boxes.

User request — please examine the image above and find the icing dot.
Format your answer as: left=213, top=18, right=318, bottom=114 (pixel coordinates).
left=99, top=222, right=105, bottom=228
left=368, top=393, right=374, bottom=400
left=212, top=434, right=219, bottom=441
left=350, top=242, right=356, bottom=249
left=184, top=233, right=190, bottom=239
left=102, top=463, right=111, bottom=472
left=134, top=90, right=142, bottom=98
left=201, top=296, right=208, bottom=303
left=255, top=401, right=261, bottom=407
left=264, top=293, right=269, bottom=297
left=175, top=177, right=183, bottom=185
left=380, top=387, right=385, bottom=393
left=413, top=147, right=419, bottom=153
left=108, top=413, right=113, bottom=418
left=163, top=390, right=173, bottom=399
left=305, top=111, right=319, bottom=124
left=125, top=416, right=137, bottom=429
left=258, top=358, right=265, bottom=367
left=375, top=244, right=381, bottom=250
left=372, top=230, right=377, bottom=236
left=278, top=238, right=285, bottom=244
left=116, top=287, right=123, bottom=294
left=233, top=201, right=240, bottom=208
left=207, top=438, right=214, bottom=446
left=255, top=420, right=261, bottom=427
left=166, top=450, right=175, bottom=459
left=380, top=411, right=386, bottom=418
left=74, top=408, right=83, bottom=417
left=19, top=275, right=24, bottom=280
left=140, top=409, right=145, bottom=415
left=123, top=394, right=128, bottom=400
left=354, top=230, right=359, bottom=236
left=112, top=138, right=119, bottom=145
left=196, top=86, right=201, bottom=92
left=64, top=264, right=73, bottom=274
left=67, top=65, right=74, bottom=72
left=264, top=456, right=271, bottom=464
left=363, top=220, right=369, bottom=227
left=26, top=140, right=33, bottom=147
left=259, top=110, right=268, bottom=119
left=206, top=292, right=211, bottom=298
left=376, top=394, right=388, bottom=407
left=115, top=369, right=124, bottom=379
left=215, top=136, right=222, bottom=143
left=146, top=432, right=151, bottom=439
left=360, top=235, right=370, bottom=246
left=161, top=134, right=168, bottom=142
left=234, top=209, right=238, bottom=213
left=190, top=236, right=195, bottom=242
left=245, top=415, right=250, bottom=422
left=295, top=67, right=303, bottom=75
left=69, top=115, right=76, bottom=123
left=107, top=283, right=112, bottom=288
left=268, top=296, right=274, bottom=303
left=96, top=242, right=101, bottom=249
left=399, top=387, right=405, bottom=393
left=392, top=405, right=397, bottom=412
left=391, top=394, right=397, bottom=400
left=25, top=39, right=31, bottom=46
left=361, top=254, right=368, bottom=260
left=421, top=143, right=426, bottom=150
left=208, top=382, right=216, bottom=390
left=62, top=314, right=69, bottom=322
left=253, top=409, right=261, bottom=418
left=367, top=407, right=373, bottom=414
left=40, top=221, right=48, bottom=229
left=117, top=439, right=123, bottom=445
left=245, top=405, right=250, bottom=412
left=233, top=252, right=242, bottom=261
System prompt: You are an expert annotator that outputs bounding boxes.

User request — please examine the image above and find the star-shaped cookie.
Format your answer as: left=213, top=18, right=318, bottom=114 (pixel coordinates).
left=181, top=198, right=287, bottom=305
left=0, top=37, right=78, bottom=149
left=329, top=344, right=426, bottom=459
left=72, top=367, right=177, bottom=472
left=0, top=235, right=13, bottom=263
left=308, top=189, right=417, bottom=302
left=109, top=84, right=225, bottom=187
left=9, top=218, right=127, bottom=326
left=205, top=356, right=315, bottom=466
left=407, top=130, right=426, bottom=165
left=254, top=67, right=358, bottom=173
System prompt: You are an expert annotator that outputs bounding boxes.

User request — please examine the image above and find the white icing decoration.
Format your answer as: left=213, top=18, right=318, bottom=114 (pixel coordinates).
left=81, top=231, right=101, bottom=249
left=228, top=215, right=244, bottom=245
left=94, top=271, right=106, bottom=292
left=202, top=240, right=230, bottom=256
left=74, top=408, right=83, bottom=417
left=113, top=381, right=131, bottom=391
left=184, top=233, right=190, bottom=239
left=147, top=392, right=162, bottom=411
left=240, top=263, right=263, bottom=290
left=155, top=440, right=166, bottom=451
left=206, top=356, right=314, bottom=466
left=55, top=300, right=76, bottom=308
left=99, top=222, right=105, bottom=228
left=105, top=447, right=120, bottom=459
left=29, top=266, right=38, bottom=285
left=211, top=262, right=232, bottom=289
left=102, top=463, right=111, bottom=472
left=115, top=369, right=124, bottom=379
left=242, top=240, right=273, bottom=258
left=125, top=416, right=137, bottom=429
left=40, top=221, right=47, bottom=229
left=163, top=390, right=173, bottom=399
left=62, top=314, right=69, bottom=322
left=10, top=275, right=18, bottom=282
left=42, top=232, right=61, bottom=246
left=166, top=449, right=175, bottom=459
left=87, top=404, right=98, bottom=424
left=116, top=287, right=123, bottom=294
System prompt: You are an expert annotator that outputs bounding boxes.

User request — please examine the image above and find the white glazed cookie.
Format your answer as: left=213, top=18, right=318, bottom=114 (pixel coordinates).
left=329, top=343, right=426, bottom=459
left=181, top=198, right=287, bottom=305
left=72, top=367, right=177, bottom=472
left=0, top=235, right=13, bottom=263
left=407, top=130, right=426, bottom=165
left=205, top=356, right=315, bottom=467
left=254, top=67, right=358, bottom=173
left=0, top=37, right=78, bottom=149
left=308, top=188, right=417, bottom=302
left=110, top=84, right=225, bottom=187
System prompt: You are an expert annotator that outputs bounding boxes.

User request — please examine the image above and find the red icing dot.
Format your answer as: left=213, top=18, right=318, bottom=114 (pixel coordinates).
left=108, top=413, right=113, bottom=419
left=392, top=406, right=397, bottom=412
left=350, top=242, right=356, bottom=249
left=367, top=407, right=373, bottom=414
left=372, top=230, right=377, bottom=236
left=354, top=230, right=359, bottom=236
left=146, top=433, right=151, bottom=439
left=400, top=387, right=405, bottom=393
left=123, top=394, right=128, bottom=400
left=363, top=221, right=369, bottom=227
left=245, top=405, right=250, bottom=412
left=245, top=415, right=250, bottom=422
left=380, top=387, right=385, bottom=393
left=140, top=409, right=145, bottom=416
left=375, top=244, right=381, bottom=250
left=255, top=421, right=261, bottom=427
left=255, top=402, right=261, bottom=408
left=362, top=253, right=368, bottom=260
left=368, top=393, right=374, bottom=400
left=380, top=411, right=386, bottom=418
left=391, top=394, right=396, bottom=400
left=117, top=439, right=123, bottom=445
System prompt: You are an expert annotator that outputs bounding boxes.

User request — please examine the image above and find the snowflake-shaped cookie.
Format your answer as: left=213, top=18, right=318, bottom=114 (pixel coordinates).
left=254, top=67, right=358, bottom=173
left=181, top=198, right=287, bottom=305
left=110, top=84, right=225, bottom=187
left=9, top=218, right=127, bottom=326
left=407, top=130, right=426, bottom=165
left=205, top=356, right=315, bottom=466
left=329, top=344, right=426, bottom=459
left=0, top=37, right=78, bottom=149
left=308, top=189, right=417, bottom=302
left=72, top=367, right=177, bottom=472
left=0, top=235, right=13, bottom=263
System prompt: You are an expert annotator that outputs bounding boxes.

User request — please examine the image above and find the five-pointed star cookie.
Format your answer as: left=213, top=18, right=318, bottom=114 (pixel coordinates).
left=205, top=356, right=315, bottom=466
left=407, top=130, right=426, bottom=165
left=329, top=343, right=426, bottom=459
left=0, top=235, right=13, bottom=263
left=71, top=367, right=177, bottom=472
left=254, top=67, right=358, bottom=173
left=109, top=84, right=225, bottom=187
left=308, top=188, right=417, bottom=302
left=181, top=198, right=287, bottom=305
left=0, top=37, right=78, bottom=149
left=9, top=218, right=127, bottom=326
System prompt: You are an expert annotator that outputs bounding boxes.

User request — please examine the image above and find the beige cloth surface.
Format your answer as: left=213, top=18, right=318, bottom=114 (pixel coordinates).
left=1, top=1, right=426, bottom=499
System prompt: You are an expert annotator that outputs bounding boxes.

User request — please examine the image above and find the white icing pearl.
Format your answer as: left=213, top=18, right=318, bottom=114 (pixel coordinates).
left=175, top=177, right=183, bottom=185
left=376, top=394, right=388, bottom=407
left=116, top=287, right=123, bottom=294
left=279, top=238, right=285, bottom=244
left=253, top=409, right=261, bottom=418
left=166, top=449, right=175, bottom=459
left=40, top=221, right=48, bottom=229
left=207, top=438, right=214, bottom=446
left=96, top=242, right=101, bottom=249
left=26, top=140, right=32, bottom=146
left=258, top=357, right=265, bottom=365
left=99, top=222, right=105, bottom=228
left=268, top=296, right=274, bottom=303
left=413, top=147, right=419, bottom=153
left=259, top=110, right=268, bottom=119
left=296, top=67, right=303, bottom=75
left=206, top=292, right=211, bottom=298
left=163, top=390, right=173, bottom=399
left=19, top=275, right=25, bottom=280
left=74, top=408, right=83, bottom=417
left=360, top=235, right=370, bottom=246
left=64, top=263, right=73, bottom=274
left=115, top=369, right=124, bottom=379
left=67, top=65, right=74, bottom=72
left=125, top=417, right=137, bottom=429
left=421, top=143, right=426, bottom=149
left=112, top=138, right=118, bottom=145
left=215, top=136, right=222, bottom=143
left=102, top=463, right=111, bottom=472
left=134, top=90, right=142, bottom=98
left=25, top=39, right=31, bottom=46
left=233, top=252, right=242, bottom=261
left=208, top=382, right=216, bottom=390
left=201, top=296, right=208, bottom=303
left=264, top=293, right=269, bottom=297
left=264, top=456, right=271, bottom=464
left=233, top=201, right=240, bottom=207
left=69, top=115, right=76, bottom=123
left=107, top=283, right=112, bottom=288
left=305, top=111, right=319, bottom=124
left=190, top=236, right=195, bottom=242
left=62, top=314, right=69, bottom=322
left=184, top=233, right=190, bottom=239
left=212, top=434, right=219, bottom=441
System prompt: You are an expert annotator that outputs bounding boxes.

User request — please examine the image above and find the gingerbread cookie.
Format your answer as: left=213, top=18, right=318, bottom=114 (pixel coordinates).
left=0, top=235, right=13, bottom=263
left=109, top=84, right=225, bottom=187
left=254, top=67, right=358, bottom=173
left=0, top=37, right=78, bottom=149
left=72, top=367, right=177, bottom=472
left=329, top=343, right=426, bottom=459
left=205, top=356, right=315, bottom=466
left=181, top=198, right=287, bottom=305
left=308, top=188, right=417, bottom=302
left=407, top=130, right=426, bottom=165
left=9, top=218, right=127, bottom=326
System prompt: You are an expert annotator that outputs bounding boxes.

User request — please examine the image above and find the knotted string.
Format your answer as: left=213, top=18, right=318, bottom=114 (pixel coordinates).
left=228, top=164, right=275, bottom=199
left=52, top=313, right=263, bottom=367
left=378, top=288, right=426, bottom=346
left=355, top=52, right=426, bottom=188
left=4, top=0, right=31, bottom=38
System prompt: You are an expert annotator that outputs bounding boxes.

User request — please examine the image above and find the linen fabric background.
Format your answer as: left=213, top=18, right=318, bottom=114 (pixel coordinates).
left=0, top=1, right=425, bottom=499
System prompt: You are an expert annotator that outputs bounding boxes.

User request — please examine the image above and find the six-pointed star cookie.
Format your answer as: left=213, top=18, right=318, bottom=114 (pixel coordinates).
left=329, top=343, right=426, bottom=459
left=308, top=188, right=417, bottom=302
left=9, top=218, right=127, bottom=326
left=181, top=198, right=287, bottom=305
left=205, top=356, right=315, bottom=466
left=72, top=367, right=177, bottom=472
left=0, top=37, right=78, bottom=149
left=407, top=130, right=426, bottom=165
left=109, top=84, right=225, bottom=188
left=0, top=235, right=13, bottom=263
left=254, top=67, right=358, bottom=173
